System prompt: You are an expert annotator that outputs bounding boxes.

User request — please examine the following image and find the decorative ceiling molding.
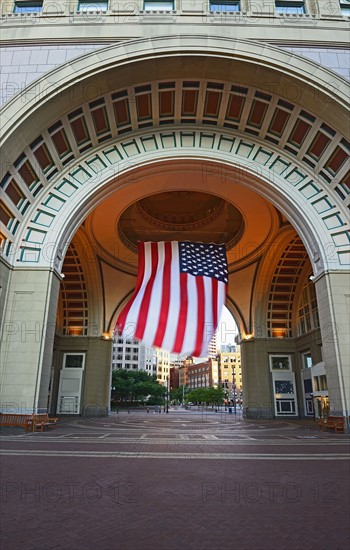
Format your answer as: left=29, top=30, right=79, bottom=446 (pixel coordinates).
left=0, top=126, right=348, bottom=273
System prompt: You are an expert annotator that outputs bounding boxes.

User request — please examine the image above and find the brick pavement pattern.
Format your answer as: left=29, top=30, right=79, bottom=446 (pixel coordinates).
left=1, top=409, right=349, bottom=550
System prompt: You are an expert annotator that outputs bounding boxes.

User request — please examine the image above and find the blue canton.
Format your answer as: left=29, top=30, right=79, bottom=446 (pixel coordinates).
left=179, top=242, right=228, bottom=284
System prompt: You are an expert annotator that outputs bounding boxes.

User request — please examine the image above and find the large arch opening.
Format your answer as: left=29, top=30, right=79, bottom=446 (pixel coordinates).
left=47, top=155, right=342, bottom=420
left=0, top=36, right=348, bottom=421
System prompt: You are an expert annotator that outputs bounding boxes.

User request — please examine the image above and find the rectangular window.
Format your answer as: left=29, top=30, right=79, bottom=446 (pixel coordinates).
left=275, top=380, right=294, bottom=394
left=340, top=1, right=350, bottom=16
left=275, top=399, right=296, bottom=414
left=14, top=1, right=43, bottom=12
left=144, top=1, right=174, bottom=9
left=209, top=1, right=240, bottom=11
left=64, top=354, right=85, bottom=369
left=318, top=375, right=328, bottom=391
left=302, top=353, right=313, bottom=369
left=78, top=1, right=108, bottom=11
left=275, top=1, right=305, bottom=14
left=269, top=355, right=292, bottom=371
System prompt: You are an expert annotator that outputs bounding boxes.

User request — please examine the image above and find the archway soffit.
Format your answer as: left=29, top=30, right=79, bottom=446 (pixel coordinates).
left=3, top=140, right=348, bottom=274
left=1, top=34, right=349, bottom=146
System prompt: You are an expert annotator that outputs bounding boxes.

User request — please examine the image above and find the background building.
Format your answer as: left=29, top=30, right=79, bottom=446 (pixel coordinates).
left=0, top=1, right=349, bottom=423
left=207, top=333, right=218, bottom=359
left=169, top=366, right=179, bottom=390
left=112, top=336, right=156, bottom=374
left=219, top=346, right=243, bottom=402
left=187, top=358, right=220, bottom=390
left=155, top=348, right=171, bottom=386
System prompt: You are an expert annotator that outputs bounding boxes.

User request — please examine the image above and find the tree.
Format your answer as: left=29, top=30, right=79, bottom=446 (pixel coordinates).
left=207, top=387, right=224, bottom=406
left=111, top=370, right=166, bottom=406
left=170, top=387, right=186, bottom=404
left=186, top=387, right=224, bottom=407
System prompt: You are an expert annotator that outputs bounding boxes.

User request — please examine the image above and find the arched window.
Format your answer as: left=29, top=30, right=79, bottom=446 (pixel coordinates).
left=297, top=278, right=319, bottom=335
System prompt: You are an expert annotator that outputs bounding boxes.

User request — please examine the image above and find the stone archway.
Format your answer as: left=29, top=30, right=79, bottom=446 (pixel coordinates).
left=0, top=36, right=349, bottom=419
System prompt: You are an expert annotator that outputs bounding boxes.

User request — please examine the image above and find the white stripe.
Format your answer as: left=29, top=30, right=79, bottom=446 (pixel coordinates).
left=141, top=242, right=165, bottom=347
left=180, top=274, right=198, bottom=355
left=214, top=281, right=226, bottom=351
left=161, top=242, right=181, bottom=352
left=199, top=276, right=214, bottom=357
left=122, top=242, right=152, bottom=340
left=217, top=281, right=226, bottom=325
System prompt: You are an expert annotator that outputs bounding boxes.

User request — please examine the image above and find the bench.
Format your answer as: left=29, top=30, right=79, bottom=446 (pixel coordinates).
left=0, top=413, right=34, bottom=431
left=319, top=415, right=345, bottom=433
left=26, top=413, right=58, bottom=433
left=0, top=413, right=58, bottom=432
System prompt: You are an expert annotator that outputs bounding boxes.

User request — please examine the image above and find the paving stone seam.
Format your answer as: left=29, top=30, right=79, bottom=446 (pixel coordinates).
left=1, top=449, right=349, bottom=459
left=1, top=437, right=348, bottom=446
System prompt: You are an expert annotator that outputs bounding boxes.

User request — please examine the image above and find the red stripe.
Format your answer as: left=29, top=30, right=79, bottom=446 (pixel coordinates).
left=115, top=242, right=145, bottom=333
left=173, top=272, right=188, bottom=353
left=153, top=242, right=172, bottom=348
left=134, top=242, right=158, bottom=340
left=212, top=277, right=218, bottom=333
left=193, top=277, right=205, bottom=357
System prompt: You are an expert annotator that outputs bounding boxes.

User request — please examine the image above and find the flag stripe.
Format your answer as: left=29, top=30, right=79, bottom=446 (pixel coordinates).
left=141, top=242, right=165, bottom=346
left=116, top=242, right=146, bottom=334
left=199, top=276, right=214, bottom=357
left=212, top=277, right=218, bottom=331
left=122, top=242, right=152, bottom=339
left=193, top=276, right=205, bottom=357
left=115, top=241, right=228, bottom=358
left=161, top=242, right=181, bottom=352
left=218, top=281, right=227, bottom=326
left=216, top=281, right=227, bottom=348
left=173, top=272, right=188, bottom=353
left=134, top=242, right=159, bottom=340
left=180, top=274, right=198, bottom=355
left=153, top=242, right=172, bottom=348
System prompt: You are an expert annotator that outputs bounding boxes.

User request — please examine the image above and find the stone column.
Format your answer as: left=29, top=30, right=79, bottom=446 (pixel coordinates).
left=240, top=338, right=274, bottom=419
left=0, top=268, right=60, bottom=413
left=52, top=336, right=113, bottom=417
left=314, top=271, right=350, bottom=418
left=82, top=337, right=113, bottom=417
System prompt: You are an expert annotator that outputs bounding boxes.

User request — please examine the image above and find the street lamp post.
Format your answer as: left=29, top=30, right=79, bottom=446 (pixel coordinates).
left=166, top=376, right=169, bottom=413
left=310, top=393, right=315, bottom=422
left=231, top=366, right=237, bottom=414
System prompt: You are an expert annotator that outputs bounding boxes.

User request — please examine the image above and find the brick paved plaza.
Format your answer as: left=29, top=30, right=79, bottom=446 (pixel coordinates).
left=1, top=409, right=349, bottom=550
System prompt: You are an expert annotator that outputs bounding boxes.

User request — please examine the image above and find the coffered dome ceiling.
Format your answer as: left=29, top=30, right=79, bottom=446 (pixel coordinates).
left=118, top=191, right=244, bottom=252
left=84, top=160, right=281, bottom=273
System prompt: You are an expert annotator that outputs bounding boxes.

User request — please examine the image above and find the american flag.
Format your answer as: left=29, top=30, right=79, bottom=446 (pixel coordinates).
left=115, top=241, right=228, bottom=357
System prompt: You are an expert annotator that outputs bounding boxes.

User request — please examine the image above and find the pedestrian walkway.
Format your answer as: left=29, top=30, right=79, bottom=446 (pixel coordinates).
left=1, top=411, right=349, bottom=550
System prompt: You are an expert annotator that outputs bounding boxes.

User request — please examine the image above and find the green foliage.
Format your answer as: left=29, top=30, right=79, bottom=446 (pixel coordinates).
left=111, top=370, right=166, bottom=405
left=187, top=387, right=224, bottom=405
left=169, top=387, right=188, bottom=403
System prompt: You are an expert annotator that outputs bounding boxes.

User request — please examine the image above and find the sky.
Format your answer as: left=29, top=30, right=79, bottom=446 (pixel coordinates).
left=217, top=305, right=238, bottom=347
